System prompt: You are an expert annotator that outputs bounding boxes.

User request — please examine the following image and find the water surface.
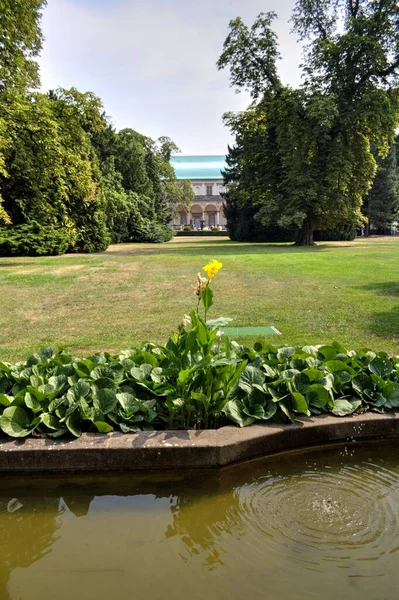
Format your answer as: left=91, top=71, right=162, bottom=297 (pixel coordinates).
left=1, top=441, right=398, bottom=600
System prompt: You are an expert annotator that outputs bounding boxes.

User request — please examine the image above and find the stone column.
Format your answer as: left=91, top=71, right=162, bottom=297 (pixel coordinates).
left=216, top=210, right=220, bottom=226
left=202, top=210, right=206, bottom=228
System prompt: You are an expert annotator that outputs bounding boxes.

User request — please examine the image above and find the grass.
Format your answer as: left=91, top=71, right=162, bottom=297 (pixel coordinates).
left=1, top=235, right=399, bottom=361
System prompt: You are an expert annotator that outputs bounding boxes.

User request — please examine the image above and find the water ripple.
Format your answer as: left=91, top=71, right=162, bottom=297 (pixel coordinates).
left=235, top=448, right=399, bottom=574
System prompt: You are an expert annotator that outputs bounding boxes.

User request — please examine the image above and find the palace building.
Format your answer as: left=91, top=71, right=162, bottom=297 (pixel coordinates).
left=170, top=155, right=228, bottom=229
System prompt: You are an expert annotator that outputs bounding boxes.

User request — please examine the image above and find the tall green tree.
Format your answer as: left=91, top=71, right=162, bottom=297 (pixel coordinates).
left=0, top=0, right=181, bottom=254
left=218, top=2, right=399, bottom=245
left=0, top=0, right=47, bottom=224
left=363, top=140, right=399, bottom=233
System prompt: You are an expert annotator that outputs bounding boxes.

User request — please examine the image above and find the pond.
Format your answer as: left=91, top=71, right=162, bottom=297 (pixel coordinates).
left=1, top=441, right=398, bottom=600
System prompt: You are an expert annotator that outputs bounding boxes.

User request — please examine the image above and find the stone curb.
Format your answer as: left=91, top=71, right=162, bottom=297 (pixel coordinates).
left=0, top=411, right=397, bottom=472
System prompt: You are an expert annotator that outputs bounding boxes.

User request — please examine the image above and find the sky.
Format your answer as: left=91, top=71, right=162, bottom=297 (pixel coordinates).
left=39, top=0, right=301, bottom=155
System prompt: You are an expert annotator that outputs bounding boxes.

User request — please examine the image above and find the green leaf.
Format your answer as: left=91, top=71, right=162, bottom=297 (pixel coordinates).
left=325, top=360, right=354, bottom=375
left=239, top=366, right=265, bottom=394
left=383, top=383, right=399, bottom=408
left=277, top=347, right=296, bottom=359
left=224, top=399, right=255, bottom=427
left=131, top=367, right=146, bottom=381
left=178, top=369, right=191, bottom=385
left=369, top=358, right=392, bottom=378
left=202, top=284, right=214, bottom=312
left=116, top=392, right=136, bottom=411
left=307, top=384, right=330, bottom=409
left=0, top=394, right=11, bottom=407
left=291, top=392, right=310, bottom=415
left=67, top=380, right=91, bottom=403
left=197, top=321, right=208, bottom=345
left=317, top=346, right=337, bottom=361
left=302, top=368, right=325, bottom=382
left=206, top=317, right=232, bottom=330
left=0, top=406, right=33, bottom=438
left=40, top=413, right=60, bottom=430
left=352, top=373, right=373, bottom=395
left=151, top=367, right=163, bottom=383
left=243, top=403, right=266, bottom=419
left=120, top=423, right=140, bottom=433
left=91, top=366, right=114, bottom=380
left=93, top=421, right=114, bottom=433
left=332, top=399, right=358, bottom=416
left=278, top=401, right=295, bottom=423
left=66, top=413, right=81, bottom=437
left=93, top=389, right=117, bottom=415
left=25, top=391, right=42, bottom=413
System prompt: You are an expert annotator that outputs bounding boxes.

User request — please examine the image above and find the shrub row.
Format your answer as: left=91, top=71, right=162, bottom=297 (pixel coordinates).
left=0, top=312, right=398, bottom=438
left=0, top=222, right=70, bottom=257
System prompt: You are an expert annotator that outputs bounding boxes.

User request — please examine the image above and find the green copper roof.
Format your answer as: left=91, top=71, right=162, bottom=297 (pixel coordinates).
left=171, top=155, right=226, bottom=180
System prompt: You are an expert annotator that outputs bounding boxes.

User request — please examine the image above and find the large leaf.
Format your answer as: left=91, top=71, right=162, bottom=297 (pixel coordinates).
left=352, top=373, right=373, bottom=396
left=307, top=384, right=329, bottom=409
left=369, top=357, right=392, bottom=378
left=93, top=389, right=117, bottom=415
left=277, top=347, right=296, bottom=360
left=0, top=406, right=33, bottom=438
left=67, top=380, right=91, bottom=403
left=93, top=421, right=114, bottom=433
left=243, top=403, right=266, bottom=419
left=325, top=360, right=355, bottom=375
left=331, top=398, right=361, bottom=416
left=291, top=392, right=310, bottom=416
left=25, top=391, right=42, bottom=413
left=239, top=366, right=265, bottom=394
left=40, top=413, right=60, bottom=430
left=66, top=413, right=81, bottom=437
left=383, top=383, right=399, bottom=408
left=224, top=399, right=255, bottom=427
left=317, top=346, right=337, bottom=361
left=206, top=317, right=232, bottom=330
left=131, top=367, right=146, bottom=381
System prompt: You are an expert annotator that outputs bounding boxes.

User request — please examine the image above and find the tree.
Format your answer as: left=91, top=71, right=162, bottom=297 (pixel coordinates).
left=93, top=126, right=189, bottom=242
left=0, top=0, right=47, bottom=224
left=1, top=88, right=110, bottom=252
left=0, top=1, right=180, bottom=253
left=363, top=139, right=399, bottom=233
left=218, top=3, right=399, bottom=245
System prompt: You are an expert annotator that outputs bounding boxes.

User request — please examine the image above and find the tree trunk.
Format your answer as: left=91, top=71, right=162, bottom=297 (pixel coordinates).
left=295, top=217, right=315, bottom=246
left=365, top=198, right=372, bottom=236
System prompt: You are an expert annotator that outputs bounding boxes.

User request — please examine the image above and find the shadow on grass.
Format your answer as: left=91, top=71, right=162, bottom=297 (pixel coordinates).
left=365, top=306, right=399, bottom=338
left=0, top=261, right=31, bottom=268
left=105, top=241, right=329, bottom=258
left=354, top=282, right=399, bottom=338
left=358, top=281, right=399, bottom=297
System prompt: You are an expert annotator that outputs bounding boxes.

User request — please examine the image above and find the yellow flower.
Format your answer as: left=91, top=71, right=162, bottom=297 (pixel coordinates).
left=202, top=259, right=222, bottom=280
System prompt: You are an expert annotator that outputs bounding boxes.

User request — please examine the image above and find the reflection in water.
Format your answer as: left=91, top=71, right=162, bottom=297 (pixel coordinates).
left=0, top=442, right=399, bottom=600
left=0, top=496, right=63, bottom=600
left=165, top=482, right=245, bottom=569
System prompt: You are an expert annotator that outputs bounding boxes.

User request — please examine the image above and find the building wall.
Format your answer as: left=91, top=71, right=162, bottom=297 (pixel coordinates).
left=170, top=179, right=227, bottom=229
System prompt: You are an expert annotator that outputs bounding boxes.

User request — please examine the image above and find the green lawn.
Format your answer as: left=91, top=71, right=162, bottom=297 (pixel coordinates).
left=1, top=236, right=399, bottom=361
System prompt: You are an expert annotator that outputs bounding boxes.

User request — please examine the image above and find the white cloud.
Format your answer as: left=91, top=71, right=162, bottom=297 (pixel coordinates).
left=39, top=0, right=301, bottom=154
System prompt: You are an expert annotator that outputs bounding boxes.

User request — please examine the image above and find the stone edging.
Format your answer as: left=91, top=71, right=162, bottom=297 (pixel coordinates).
left=0, top=411, right=397, bottom=472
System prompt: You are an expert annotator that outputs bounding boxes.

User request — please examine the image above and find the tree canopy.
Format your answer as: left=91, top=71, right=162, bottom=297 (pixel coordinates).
left=218, top=1, right=399, bottom=245
left=0, top=1, right=190, bottom=255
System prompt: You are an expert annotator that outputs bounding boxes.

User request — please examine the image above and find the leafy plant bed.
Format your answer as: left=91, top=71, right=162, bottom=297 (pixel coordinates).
left=1, top=258, right=398, bottom=440
left=1, top=333, right=398, bottom=439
